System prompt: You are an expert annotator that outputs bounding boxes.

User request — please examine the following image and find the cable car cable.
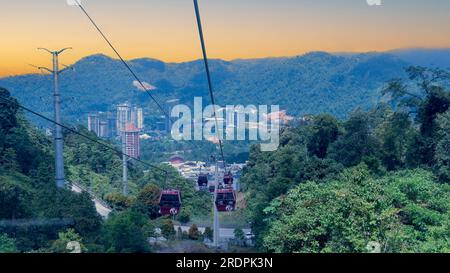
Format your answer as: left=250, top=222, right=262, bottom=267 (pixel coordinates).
left=193, top=0, right=227, bottom=172
left=0, top=95, right=168, bottom=176
left=75, top=3, right=170, bottom=119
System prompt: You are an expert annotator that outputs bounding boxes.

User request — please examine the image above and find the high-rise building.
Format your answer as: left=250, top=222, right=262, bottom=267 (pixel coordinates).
left=130, top=106, right=144, bottom=130
left=117, top=103, right=131, bottom=135
left=107, top=111, right=117, bottom=138
left=124, top=123, right=140, bottom=159
left=99, top=121, right=108, bottom=138
left=88, top=113, right=100, bottom=136
left=136, top=107, right=144, bottom=130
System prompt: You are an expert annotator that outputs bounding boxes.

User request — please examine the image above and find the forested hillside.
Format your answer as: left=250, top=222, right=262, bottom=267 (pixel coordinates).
left=240, top=66, right=450, bottom=253
left=0, top=87, right=102, bottom=252
left=0, top=87, right=211, bottom=253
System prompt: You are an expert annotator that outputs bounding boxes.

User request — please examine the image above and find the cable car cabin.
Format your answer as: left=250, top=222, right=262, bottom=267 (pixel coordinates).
left=215, top=188, right=236, bottom=212
left=197, top=174, right=208, bottom=188
left=159, top=190, right=182, bottom=216
left=223, top=172, right=234, bottom=185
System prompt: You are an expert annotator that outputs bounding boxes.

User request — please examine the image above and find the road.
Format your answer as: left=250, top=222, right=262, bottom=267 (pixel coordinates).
left=69, top=181, right=112, bottom=218
left=174, top=225, right=252, bottom=239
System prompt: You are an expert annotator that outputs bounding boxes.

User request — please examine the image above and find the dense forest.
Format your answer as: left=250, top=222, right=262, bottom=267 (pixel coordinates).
left=240, top=66, right=450, bottom=253
left=0, top=87, right=211, bottom=253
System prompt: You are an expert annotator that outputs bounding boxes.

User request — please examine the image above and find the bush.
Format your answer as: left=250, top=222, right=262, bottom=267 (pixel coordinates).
left=0, top=233, right=18, bottom=253
left=160, top=219, right=176, bottom=240
left=178, top=206, right=192, bottom=224
left=188, top=224, right=200, bottom=241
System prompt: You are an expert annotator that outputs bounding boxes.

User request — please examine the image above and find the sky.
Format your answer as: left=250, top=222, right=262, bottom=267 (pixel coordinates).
left=1, top=0, right=450, bottom=77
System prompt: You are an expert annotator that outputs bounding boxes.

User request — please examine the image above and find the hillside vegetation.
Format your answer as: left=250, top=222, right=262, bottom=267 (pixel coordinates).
left=0, top=87, right=211, bottom=253
left=240, top=66, right=450, bottom=253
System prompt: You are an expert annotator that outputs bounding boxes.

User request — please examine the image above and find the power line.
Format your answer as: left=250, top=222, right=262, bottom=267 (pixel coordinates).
left=73, top=0, right=228, bottom=172
left=193, top=0, right=227, bottom=171
left=75, top=2, right=170, bottom=119
left=0, top=95, right=168, bottom=176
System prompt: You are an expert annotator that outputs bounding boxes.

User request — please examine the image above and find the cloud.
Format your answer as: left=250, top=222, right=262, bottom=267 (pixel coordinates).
left=133, top=80, right=157, bottom=92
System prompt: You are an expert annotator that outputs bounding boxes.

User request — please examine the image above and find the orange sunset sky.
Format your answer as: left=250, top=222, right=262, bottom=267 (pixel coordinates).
left=1, top=0, right=450, bottom=77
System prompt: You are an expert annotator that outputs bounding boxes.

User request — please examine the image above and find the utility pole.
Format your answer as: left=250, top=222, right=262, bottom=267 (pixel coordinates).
left=213, top=158, right=220, bottom=249
left=121, top=126, right=129, bottom=196
left=35, top=48, right=72, bottom=189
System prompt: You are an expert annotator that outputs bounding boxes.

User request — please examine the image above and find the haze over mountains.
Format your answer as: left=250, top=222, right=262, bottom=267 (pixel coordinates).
left=1, top=48, right=449, bottom=126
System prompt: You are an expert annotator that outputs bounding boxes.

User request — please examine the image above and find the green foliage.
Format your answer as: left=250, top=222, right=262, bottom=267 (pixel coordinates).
left=234, top=229, right=246, bottom=246
left=105, top=193, right=135, bottom=211
left=133, top=184, right=161, bottom=219
left=0, top=175, right=32, bottom=219
left=0, top=233, right=18, bottom=253
left=160, top=219, right=176, bottom=240
left=178, top=206, right=192, bottom=224
left=0, top=88, right=102, bottom=252
left=307, top=114, right=341, bottom=158
left=242, top=69, right=450, bottom=252
left=376, top=112, right=416, bottom=171
left=50, top=229, right=87, bottom=253
left=328, top=110, right=381, bottom=167
left=102, top=211, right=150, bottom=253
left=64, top=128, right=139, bottom=198
left=383, top=66, right=450, bottom=167
left=262, top=166, right=449, bottom=253
left=435, top=111, right=450, bottom=183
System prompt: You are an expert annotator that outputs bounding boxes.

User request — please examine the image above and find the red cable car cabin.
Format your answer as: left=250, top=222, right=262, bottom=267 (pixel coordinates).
left=159, top=190, right=182, bottom=216
left=197, top=174, right=208, bottom=188
left=223, top=172, right=234, bottom=185
left=215, top=188, right=236, bottom=212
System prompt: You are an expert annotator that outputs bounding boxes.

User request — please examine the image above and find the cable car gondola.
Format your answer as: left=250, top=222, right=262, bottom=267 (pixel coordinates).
left=223, top=171, right=234, bottom=185
left=215, top=188, right=236, bottom=212
left=159, top=190, right=182, bottom=216
left=197, top=173, right=208, bottom=189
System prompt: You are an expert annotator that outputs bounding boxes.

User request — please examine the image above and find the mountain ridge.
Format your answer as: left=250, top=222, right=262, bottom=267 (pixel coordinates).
left=1, top=49, right=449, bottom=127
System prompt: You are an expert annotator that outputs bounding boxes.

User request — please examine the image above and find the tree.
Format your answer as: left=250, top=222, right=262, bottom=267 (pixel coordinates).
left=0, top=88, right=18, bottom=137
left=376, top=112, right=415, bottom=171
left=102, top=211, right=149, bottom=253
left=0, top=234, right=18, bottom=253
left=383, top=66, right=450, bottom=166
left=435, top=111, right=450, bottom=183
left=307, top=114, right=340, bottom=158
left=0, top=177, right=30, bottom=219
left=105, top=193, right=135, bottom=211
left=234, top=228, right=246, bottom=246
left=178, top=206, right=192, bottom=224
left=160, top=219, right=175, bottom=240
left=188, top=224, right=200, bottom=241
left=133, top=184, right=161, bottom=219
left=329, top=110, right=381, bottom=168
left=50, top=229, right=87, bottom=253
left=203, top=227, right=213, bottom=242
left=262, top=166, right=449, bottom=253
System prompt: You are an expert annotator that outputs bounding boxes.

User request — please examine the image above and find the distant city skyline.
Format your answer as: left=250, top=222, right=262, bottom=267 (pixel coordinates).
left=2, top=0, right=450, bottom=77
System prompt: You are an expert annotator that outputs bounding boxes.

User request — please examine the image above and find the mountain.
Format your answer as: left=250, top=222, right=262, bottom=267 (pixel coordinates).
left=388, top=48, right=450, bottom=69
left=0, top=51, right=413, bottom=126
